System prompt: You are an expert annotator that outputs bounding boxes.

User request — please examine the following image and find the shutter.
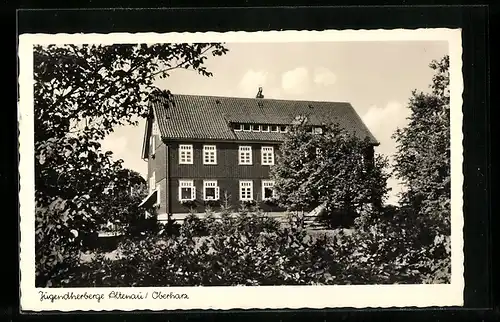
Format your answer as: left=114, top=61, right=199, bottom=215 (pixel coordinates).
left=156, top=184, right=161, bottom=205
left=191, top=184, right=196, bottom=200
left=215, top=186, right=220, bottom=200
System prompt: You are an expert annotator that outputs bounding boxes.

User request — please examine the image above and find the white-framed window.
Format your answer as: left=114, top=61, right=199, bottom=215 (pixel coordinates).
left=262, top=180, right=276, bottom=200
left=261, top=146, right=275, bottom=165
left=239, top=146, right=252, bottom=165
left=234, top=124, right=242, bottom=131
left=179, top=180, right=195, bottom=201
left=155, top=183, right=161, bottom=205
left=149, top=172, right=156, bottom=194
left=271, top=125, right=279, bottom=132
left=179, top=144, right=193, bottom=164
left=203, top=145, right=217, bottom=165
left=203, top=180, right=220, bottom=200
left=313, top=127, right=323, bottom=134
left=152, top=120, right=159, bottom=135
left=252, top=125, right=261, bottom=132
left=239, top=180, right=253, bottom=201
left=279, top=125, right=288, bottom=133
left=150, top=135, right=156, bottom=154
left=261, top=125, right=270, bottom=132
left=243, top=124, right=252, bottom=132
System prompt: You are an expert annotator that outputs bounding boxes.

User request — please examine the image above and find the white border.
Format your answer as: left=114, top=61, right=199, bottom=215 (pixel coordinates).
left=19, top=29, right=464, bottom=311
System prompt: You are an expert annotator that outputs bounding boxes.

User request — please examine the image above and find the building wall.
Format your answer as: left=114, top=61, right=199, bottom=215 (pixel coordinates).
left=168, top=142, right=279, bottom=178
left=147, top=132, right=169, bottom=215
left=147, top=138, right=377, bottom=216
left=167, top=178, right=285, bottom=214
left=166, top=141, right=283, bottom=214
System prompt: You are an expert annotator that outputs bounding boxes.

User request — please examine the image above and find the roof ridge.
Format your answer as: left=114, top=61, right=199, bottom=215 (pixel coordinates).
left=153, top=91, right=351, bottom=105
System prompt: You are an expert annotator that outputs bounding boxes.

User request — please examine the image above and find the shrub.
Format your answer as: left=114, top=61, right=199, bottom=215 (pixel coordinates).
left=317, top=208, right=358, bottom=229
left=53, top=209, right=342, bottom=287
left=181, top=212, right=210, bottom=237
left=50, top=206, right=450, bottom=287
left=330, top=205, right=451, bottom=284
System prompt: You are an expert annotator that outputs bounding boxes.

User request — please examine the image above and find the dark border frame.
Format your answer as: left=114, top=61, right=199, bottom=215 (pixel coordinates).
left=10, top=4, right=493, bottom=322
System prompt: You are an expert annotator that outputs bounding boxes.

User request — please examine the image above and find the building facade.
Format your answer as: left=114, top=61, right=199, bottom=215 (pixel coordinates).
left=140, top=90, right=378, bottom=222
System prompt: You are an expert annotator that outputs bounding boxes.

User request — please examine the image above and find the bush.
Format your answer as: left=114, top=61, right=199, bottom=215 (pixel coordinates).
left=317, top=208, right=358, bottom=229
left=52, top=210, right=343, bottom=287
left=181, top=213, right=211, bottom=237
left=50, top=206, right=450, bottom=287
left=330, top=205, right=451, bottom=284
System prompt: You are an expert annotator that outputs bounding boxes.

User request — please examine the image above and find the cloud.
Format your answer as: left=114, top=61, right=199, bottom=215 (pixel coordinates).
left=238, top=70, right=269, bottom=97
left=265, top=87, right=283, bottom=100
left=313, top=67, right=337, bottom=86
left=362, top=101, right=410, bottom=205
left=362, top=101, right=409, bottom=151
left=281, top=67, right=310, bottom=95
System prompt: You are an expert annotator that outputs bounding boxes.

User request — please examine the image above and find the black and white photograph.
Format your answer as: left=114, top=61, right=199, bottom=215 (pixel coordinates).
left=19, top=29, right=463, bottom=310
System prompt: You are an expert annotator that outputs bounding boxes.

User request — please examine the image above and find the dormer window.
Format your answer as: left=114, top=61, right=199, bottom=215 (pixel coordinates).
left=271, top=125, right=279, bottom=132
left=252, top=125, right=261, bottom=132
left=243, top=124, right=251, bottom=132
left=261, top=125, right=270, bottom=132
left=234, top=124, right=242, bottom=132
left=279, top=126, right=288, bottom=133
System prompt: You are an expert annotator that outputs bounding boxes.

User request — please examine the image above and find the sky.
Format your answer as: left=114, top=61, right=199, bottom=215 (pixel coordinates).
left=100, top=41, right=449, bottom=205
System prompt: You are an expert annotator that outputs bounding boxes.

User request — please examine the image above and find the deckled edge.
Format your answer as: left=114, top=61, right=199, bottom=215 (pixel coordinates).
left=18, top=28, right=464, bottom=312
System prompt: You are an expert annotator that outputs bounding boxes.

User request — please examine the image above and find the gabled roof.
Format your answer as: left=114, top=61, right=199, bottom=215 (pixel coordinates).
left=149, top=93, right=378, bottom=144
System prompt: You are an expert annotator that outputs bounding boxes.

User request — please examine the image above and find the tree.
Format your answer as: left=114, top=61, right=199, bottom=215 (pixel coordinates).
left=34, top=43, right=229, bottom=286
left=390, top=55, right=451, bottom=282
left=96, top=168, right=157, bottom=237
left=392, top=55, right=450, bottom=235
left=270, top=118, right=390, bottom=226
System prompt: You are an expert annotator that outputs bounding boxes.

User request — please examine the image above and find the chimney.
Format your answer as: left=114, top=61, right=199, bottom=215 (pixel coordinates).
left=256, top=86, right=264, bottom=99
left=164, top=89, right=175, bottom=108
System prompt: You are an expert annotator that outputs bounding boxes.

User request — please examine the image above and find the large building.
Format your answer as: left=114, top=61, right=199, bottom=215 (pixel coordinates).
left=139, top=89, right=378, bottom=222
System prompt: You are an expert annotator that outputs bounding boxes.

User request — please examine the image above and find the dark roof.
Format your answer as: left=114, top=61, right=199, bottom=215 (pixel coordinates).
left=150, top=94, right=378, bottom=144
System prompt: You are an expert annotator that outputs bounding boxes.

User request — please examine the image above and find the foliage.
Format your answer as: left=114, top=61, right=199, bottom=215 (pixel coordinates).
left=51, top=204, right=450, bottom=287
left=181, top=213, right=211, bottom=237
left=34, top=43, right=228, bottom=286
left=389, top=55, right=451, bottom=281
left=34, top=43, right=229, bottom=144
left=270, top=120, right=390, bottom=225
left=330, top=205, right=450, bottom=284
left=392, top=55, right=451, bottom=235
left=52, top=210, right=342, bottom=287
